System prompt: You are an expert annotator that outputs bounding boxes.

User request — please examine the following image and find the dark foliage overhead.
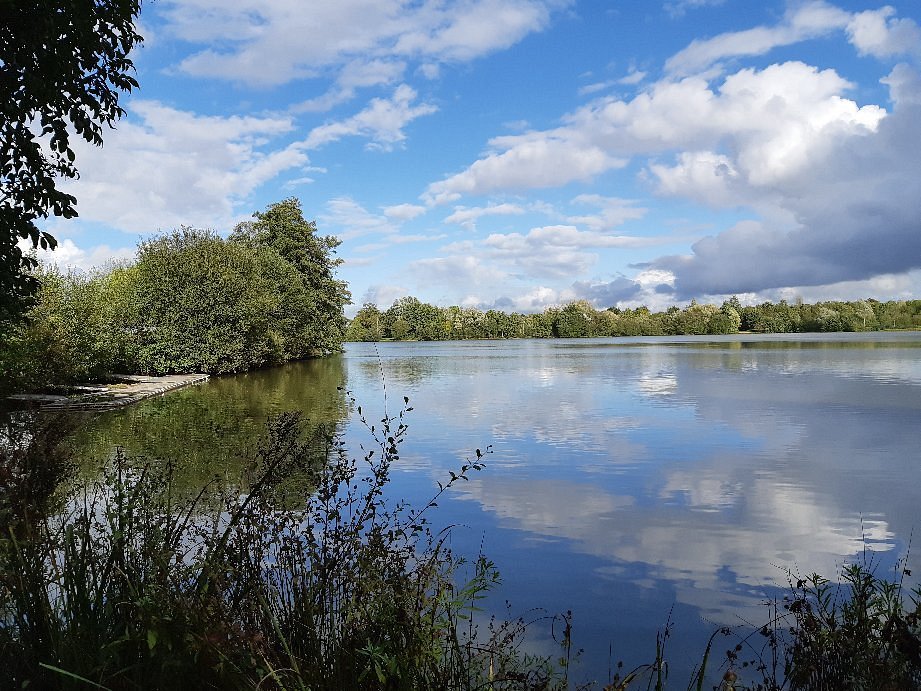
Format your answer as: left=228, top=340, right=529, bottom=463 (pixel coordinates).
left=0, top=0, right=142, bottom=328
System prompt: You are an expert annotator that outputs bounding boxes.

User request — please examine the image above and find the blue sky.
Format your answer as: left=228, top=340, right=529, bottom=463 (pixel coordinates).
left=43, top=0, right=921, bottom=315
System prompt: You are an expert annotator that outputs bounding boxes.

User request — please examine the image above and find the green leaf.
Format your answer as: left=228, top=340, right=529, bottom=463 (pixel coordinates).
left=38, top=663, right=112, bottom=690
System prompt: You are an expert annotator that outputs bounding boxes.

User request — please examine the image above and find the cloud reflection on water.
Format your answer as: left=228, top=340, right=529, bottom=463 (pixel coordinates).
left=345, top=336, right=918, bottom=630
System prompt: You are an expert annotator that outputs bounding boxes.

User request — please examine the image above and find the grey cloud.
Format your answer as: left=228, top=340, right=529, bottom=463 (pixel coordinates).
left=489, top=296, right=517, bottom=311
left=653, top=69, right=921, bottom=299
left=570, top=277, right=642, bottom=306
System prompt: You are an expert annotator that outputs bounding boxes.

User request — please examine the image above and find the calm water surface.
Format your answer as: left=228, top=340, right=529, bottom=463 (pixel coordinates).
left=77, top=333, right=921, bottom=684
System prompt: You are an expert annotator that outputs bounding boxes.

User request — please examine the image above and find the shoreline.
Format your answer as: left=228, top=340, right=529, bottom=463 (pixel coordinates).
left=7, top=373, right=209, bottom=412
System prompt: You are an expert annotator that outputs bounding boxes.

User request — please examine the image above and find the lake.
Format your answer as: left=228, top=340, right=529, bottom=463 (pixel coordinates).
left=73, top=332, right=921, bottom=685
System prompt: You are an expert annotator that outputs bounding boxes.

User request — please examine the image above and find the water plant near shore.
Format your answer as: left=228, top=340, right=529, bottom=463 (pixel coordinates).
left=751, top=561, right=921, bottom=690
left=0, top=401, right=568, bottom=690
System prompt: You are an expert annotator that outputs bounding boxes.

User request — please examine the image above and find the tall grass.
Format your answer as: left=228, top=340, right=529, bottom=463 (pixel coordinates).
left=596, top=557, right=921, bottom=691
left=737, top=561, right=921, bottom=690
left=0, top=400, right=567, bottom=690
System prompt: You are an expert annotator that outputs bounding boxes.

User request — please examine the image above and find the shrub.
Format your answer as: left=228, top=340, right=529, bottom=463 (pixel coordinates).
left=128, top=227, right=278, bottom=374
left=779, top=564, right=921, bottom=690
left=701, top=563, right=921, bottom=691
left=0, top=265, right=124, bottom=394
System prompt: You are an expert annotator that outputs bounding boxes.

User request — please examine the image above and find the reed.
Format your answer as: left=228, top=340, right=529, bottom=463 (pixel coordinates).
left=0, top=400, right=567, bottom=690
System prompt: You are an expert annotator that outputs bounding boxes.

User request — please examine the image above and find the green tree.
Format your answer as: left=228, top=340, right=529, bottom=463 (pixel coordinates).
left=93, top=261, right=143, bottom=369
left=556, top=301, right=596, bottom=338
left=739, top=305, right=759, bottom=331
left=710, top=303, right=741, bottom=334
left=1, top=0, right=142, bottom=329
left=0, top=263, right=125, bottom=394
left=483, top=309, right=514, bottom=338
left=382, top=297, right=417, bottom=340
left=390, top=317, right=411, bottom=340
left=230, top=198, right=350, bottom=352
left=345, top=303, right=383, bottom=342
left=813, top=305, right=844, bottom=332
left=620, top=306, right=665, bottom=336
left=844, top=300, right=878, bottom=331
left=413, top=301, right=447, bottom=340
left=722, top=295, right=742, bottom=313
left=130, top=228, right=278, bottom=374
left=443, top=305, right=464, bottom=339
left=679, top=301, right=722, bottom=335
left=380, top=296, right=447, bottom=340
left=253, top=244, right=325, bottom=362
left=748, top=300, right=800, bottom=333
left=505, top=312, right=528, bottom=338
left=662, top=305, right=682, bottom=335
left=590, top=308, right=616, bottom=336
left=872, top=299, right=921, bottom=330
left=457, top=307, right=486, bottom=338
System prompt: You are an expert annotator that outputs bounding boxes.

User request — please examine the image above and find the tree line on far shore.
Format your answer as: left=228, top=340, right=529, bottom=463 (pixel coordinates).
left=0, top=199, right=349, bottom=396
left=345, top=295, right=921, bottom=342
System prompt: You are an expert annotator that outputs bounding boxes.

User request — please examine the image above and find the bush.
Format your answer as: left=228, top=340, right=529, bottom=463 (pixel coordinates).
left=0, top=265, right=122, bottom=393
left=693, top=563, right=921, bottom=691
left=0, top=199, right=351, bottom=391
left=127, top=227, right=277, bottom=374
left=779, top=565, right=921, bottom=690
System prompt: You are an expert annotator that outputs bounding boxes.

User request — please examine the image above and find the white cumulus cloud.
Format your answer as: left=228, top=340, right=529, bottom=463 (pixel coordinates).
left=383, top=203, right=428, bottom=221
left=424, top=133, right=625, bottom=204
left=443, top=203, right=525, bottom=230
left=60, top=99, right=308, bottom=234
left=34, top=239, right=136, bottom=273
left=846, top=6, right=921, bottom=58
left=304, top=84, right=437, bottom=150
left=162, top=0, right=569, bottom=87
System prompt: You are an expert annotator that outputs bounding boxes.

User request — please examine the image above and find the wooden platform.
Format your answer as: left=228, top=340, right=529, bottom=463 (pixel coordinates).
left=9, top=374, right=209, bottom=412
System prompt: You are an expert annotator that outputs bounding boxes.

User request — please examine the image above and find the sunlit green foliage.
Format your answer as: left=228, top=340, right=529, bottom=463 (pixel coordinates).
left=0, top=199, right=349, bottom=391
left=347, top=295, right=921, bottom=342
left=130, top=217, right=348, bottom=374
left=230, top=197, right=350, bottom=355
left=128, top=227, right=278, bottom=374
left=556, top=301, right=596, bottom=338
left=345, top=303, right=384, bottom=341
left=0, top=265, right=126, bottom=394
left=872, top=298, right=921, bottom=329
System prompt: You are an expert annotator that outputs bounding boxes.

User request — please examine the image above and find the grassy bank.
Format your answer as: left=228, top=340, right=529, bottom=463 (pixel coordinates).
left=2, top=406, right=920, bottom=690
